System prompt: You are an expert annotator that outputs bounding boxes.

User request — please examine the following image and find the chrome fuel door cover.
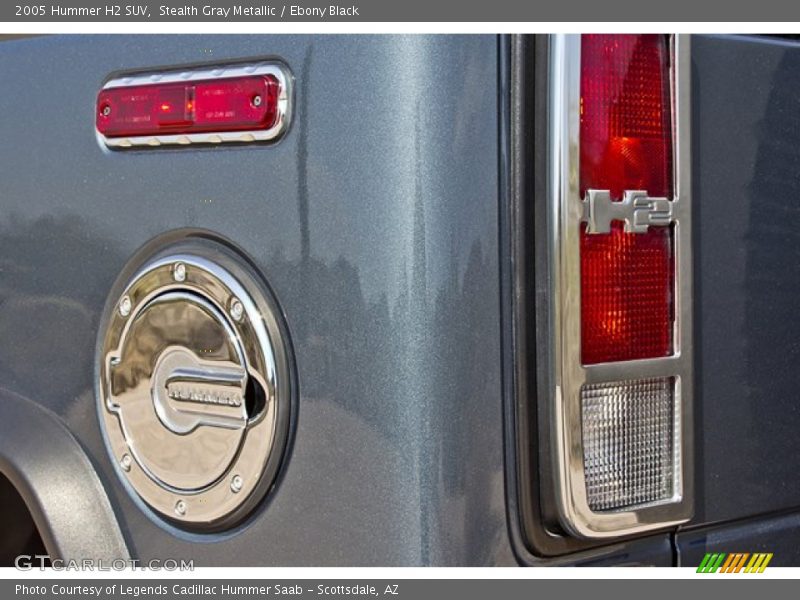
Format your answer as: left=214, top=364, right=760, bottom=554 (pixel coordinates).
left=98, top=241, right=292, bottom=531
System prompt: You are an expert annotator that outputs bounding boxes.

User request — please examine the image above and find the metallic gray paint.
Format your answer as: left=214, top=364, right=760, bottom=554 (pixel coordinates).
left=3, top=32, right=797, bottom=566
left=0, top=389, right=130, bottom=561
left=677, top=511, right=800, bottom=567
left=691, top=35, right=800, bottom=527
left=0, top=34, right=511, bottom=566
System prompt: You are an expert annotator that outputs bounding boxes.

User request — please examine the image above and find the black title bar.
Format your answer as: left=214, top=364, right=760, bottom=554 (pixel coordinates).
left=3, top=0, right=800, bottom=22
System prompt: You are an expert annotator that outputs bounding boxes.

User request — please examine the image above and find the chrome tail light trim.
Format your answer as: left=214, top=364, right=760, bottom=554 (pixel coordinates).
left=546, top=34, right=693, bottom=538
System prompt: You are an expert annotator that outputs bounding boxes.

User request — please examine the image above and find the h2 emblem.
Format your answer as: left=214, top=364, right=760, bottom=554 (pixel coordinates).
left=582, top=189, right=674, bottom=234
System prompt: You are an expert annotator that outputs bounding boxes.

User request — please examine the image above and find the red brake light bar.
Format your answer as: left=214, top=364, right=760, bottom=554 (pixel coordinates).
left=97, top=76, right=279, bottom=137
left=96, top=63, right=290, bottom=148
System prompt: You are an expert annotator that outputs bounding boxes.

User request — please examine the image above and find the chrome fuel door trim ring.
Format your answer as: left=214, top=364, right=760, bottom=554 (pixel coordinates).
left=97, top=240, right=292, bottom=531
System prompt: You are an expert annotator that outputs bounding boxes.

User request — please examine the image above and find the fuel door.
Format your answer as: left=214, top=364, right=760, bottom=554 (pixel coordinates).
left=97, top=240, right=291, bottom=531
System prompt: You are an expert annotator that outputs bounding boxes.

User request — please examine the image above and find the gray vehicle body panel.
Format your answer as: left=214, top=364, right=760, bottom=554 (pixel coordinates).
left=0, top=33, right=798, bottom=566
left=690, top=34, right=800, bottom=523
left=0, top=33, right=512, bottom=566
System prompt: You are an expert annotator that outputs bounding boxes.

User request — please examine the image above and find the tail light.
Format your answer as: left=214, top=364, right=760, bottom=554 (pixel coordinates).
left=579, top=35, right=675, bottom=365
left=544, top=34, right=692, bottom=538
left=96, top=62, right=291, bottom=148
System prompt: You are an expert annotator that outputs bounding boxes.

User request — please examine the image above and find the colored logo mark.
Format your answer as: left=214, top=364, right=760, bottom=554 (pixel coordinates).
left=697, top=553, right=773, bottom=573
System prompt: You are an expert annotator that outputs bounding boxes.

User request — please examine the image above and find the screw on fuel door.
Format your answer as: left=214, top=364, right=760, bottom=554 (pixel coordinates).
left=97, top=238, right=292, bottom=531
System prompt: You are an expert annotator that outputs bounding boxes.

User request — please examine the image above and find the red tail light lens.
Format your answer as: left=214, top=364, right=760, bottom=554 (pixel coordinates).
left=580, top=223, right=673, bottom=364
left=97, top=75, right=280, bottom=138
left=580, top=34, right=673, bottom=200
left=580, top=34, right=674, bottom=364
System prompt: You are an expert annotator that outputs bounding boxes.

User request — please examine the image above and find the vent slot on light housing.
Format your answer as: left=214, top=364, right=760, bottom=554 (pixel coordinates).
left=541, top=34, right=693, bottom=539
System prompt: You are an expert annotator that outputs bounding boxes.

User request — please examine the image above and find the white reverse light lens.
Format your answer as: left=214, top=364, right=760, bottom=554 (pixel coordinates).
left=581, top=377, right=677, bottom=512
